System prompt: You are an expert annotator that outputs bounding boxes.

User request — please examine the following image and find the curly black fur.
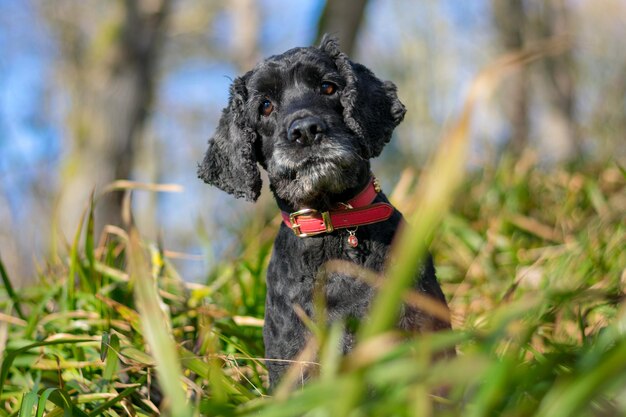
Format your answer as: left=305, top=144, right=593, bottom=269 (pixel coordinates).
left=199, top=35, right=451, bottom=387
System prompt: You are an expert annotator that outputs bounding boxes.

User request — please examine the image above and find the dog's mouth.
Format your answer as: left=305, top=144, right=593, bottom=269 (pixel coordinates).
left=290, top=154, right=351, bottom=172
left=267, top=142, right=368, bottom=208
left=271, top=144, right=361, bottom=181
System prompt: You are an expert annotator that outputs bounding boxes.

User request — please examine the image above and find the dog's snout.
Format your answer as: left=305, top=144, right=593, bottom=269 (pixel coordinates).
left=287, top=117, right=326, bottom=145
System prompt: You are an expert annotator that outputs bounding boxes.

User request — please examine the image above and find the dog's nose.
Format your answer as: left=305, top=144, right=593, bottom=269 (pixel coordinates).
left=287, top=117, right=326, bottom=145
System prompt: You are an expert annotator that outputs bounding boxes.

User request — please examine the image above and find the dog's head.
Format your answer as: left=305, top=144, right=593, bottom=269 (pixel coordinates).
left=198, top=36, right=406, bottom=208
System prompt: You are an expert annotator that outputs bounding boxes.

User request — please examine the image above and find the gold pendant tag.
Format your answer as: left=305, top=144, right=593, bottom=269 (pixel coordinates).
left=347, top=229, right=358, bottom=247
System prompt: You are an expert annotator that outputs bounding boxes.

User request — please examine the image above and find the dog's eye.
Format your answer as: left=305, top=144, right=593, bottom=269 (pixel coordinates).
left=320, top=81, right=337, bottom=95
left=260, top=99, right=274, bottom=117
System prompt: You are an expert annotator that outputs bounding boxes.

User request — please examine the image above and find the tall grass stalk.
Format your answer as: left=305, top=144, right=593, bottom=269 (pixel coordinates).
left=127, top=219, right=192, bottom=415
left=0, top=255, right=25, bottom=320
left=364, top=37, right=571, bottom=341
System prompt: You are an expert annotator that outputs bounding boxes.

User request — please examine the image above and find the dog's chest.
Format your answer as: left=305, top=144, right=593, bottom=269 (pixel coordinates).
left=266, top=226, right=387, bottom=318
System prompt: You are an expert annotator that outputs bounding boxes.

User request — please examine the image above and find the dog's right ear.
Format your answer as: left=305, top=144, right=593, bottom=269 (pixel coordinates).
left=319, top=35, right=406, bottom=159
left=197, top=74, right=262, bottom=202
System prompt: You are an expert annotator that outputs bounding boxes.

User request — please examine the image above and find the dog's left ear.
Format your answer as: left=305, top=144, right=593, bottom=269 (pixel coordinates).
left=319, top=35, right=406, bottom=158
left=198, top=73, right=262, bottom=202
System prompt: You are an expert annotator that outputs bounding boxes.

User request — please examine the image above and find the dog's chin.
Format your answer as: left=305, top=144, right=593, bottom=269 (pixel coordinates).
left=268, top=156, right=367, bottom=209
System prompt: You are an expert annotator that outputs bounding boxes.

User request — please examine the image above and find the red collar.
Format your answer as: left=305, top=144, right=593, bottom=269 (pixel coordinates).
left=281, top=177, right=394, bottom=238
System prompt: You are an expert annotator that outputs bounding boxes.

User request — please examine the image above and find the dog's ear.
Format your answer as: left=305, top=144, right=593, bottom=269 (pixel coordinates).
left=319, top=35, right=406, bottom=158
left=197, top=73, right=262, bottom=202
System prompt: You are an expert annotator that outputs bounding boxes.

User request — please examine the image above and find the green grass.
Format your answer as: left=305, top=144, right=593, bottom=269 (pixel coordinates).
left=0, top=154, right=624, bottom=417
left=0, top=54, right=624, bottom=415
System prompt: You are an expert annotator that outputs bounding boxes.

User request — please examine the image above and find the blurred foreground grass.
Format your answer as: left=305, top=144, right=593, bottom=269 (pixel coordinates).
left=1, top=44, right=625, bottom=417
left=0, top=154, right=624, bottom=417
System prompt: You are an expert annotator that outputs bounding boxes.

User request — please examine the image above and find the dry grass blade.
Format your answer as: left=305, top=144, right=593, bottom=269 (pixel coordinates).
left=324, top=260, right=452, bottom=323
left=127, top=224, right=191, bottom=416
left=273, top=337, right=319, bottom=400
left=0, top=312, right=27, bottom=327
left=101, top=180, right=183, bottom=195
left=389, top=168, right=417, bottom=213
left=232, top=316, right=265, bottom=327
left=509, top=214, right=562, bottom=242
left=343, top=332, right=401, bottom=371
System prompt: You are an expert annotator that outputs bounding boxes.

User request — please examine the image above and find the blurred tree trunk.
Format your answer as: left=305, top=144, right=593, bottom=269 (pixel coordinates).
left=45, top=0, right=171, bottom=237
left=316, top=0, right=368, bottom=55
left=229, top=0, right=260, bottom=71
left=492, top=0, right=529, bottom=154
left=533, top=0, right=580, bottom=159
left=591, top=61, right=626, bottom=158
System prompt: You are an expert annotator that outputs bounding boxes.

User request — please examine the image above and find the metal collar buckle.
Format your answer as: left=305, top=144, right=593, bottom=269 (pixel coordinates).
left=289, top=208, right=334, bottom=237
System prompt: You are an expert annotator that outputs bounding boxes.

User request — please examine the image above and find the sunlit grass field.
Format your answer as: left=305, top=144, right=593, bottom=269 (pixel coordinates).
left=1, top=153, right=624, bottom=417
left=1, top=50, right=625, bottom=416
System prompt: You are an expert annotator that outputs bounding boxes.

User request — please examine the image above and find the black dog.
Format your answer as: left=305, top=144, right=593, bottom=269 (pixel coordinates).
left=199, top=36, right=451, bottom=387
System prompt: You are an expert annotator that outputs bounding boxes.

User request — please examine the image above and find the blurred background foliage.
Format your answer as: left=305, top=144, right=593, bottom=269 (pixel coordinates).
left=1, top=1, right=626, bottom=416
left=0, top=0, right=624, bottom=283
